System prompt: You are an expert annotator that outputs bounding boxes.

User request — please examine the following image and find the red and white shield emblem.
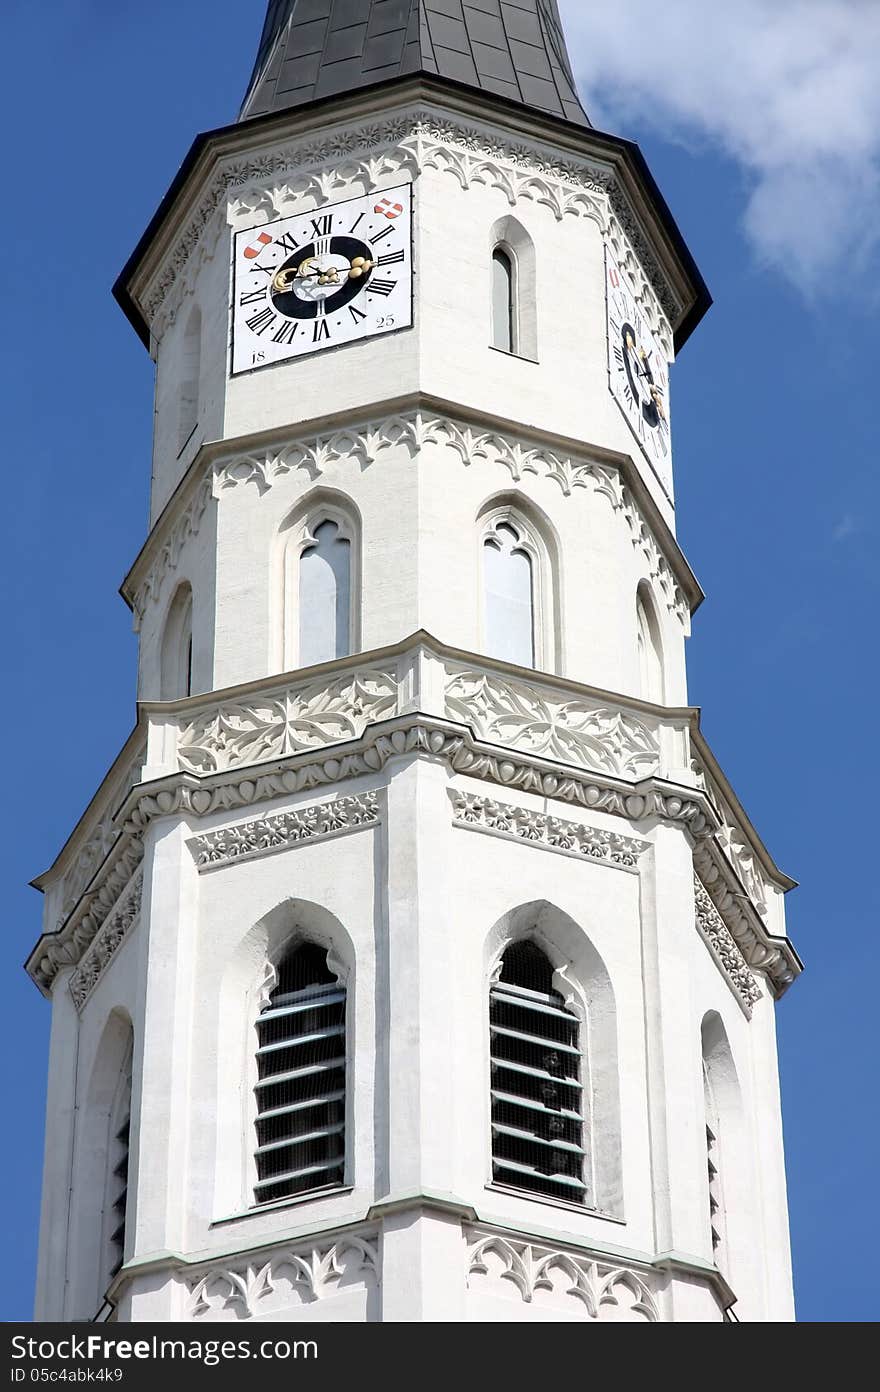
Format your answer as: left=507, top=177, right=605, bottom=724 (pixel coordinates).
left=374, top=198, right=404, bottom=220
left=243, top=231, right=274, bottom=260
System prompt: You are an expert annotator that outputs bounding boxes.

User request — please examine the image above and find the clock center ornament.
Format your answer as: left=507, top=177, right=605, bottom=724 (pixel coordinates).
left=232, top=185, right=413, bottom=374
left=605, top=249, right=673, bottom=499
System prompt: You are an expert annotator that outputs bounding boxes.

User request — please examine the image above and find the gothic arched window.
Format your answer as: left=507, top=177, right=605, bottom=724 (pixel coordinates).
left=492, top=247, right=516, bottom=354
left=253, top=942, right=346, bottom=1205
left=482, top=512, right=542, bottom=668
left=288, top=511, right=355, bottom=669
left=489, top=940, right=586, bottom=1204
left=178, top=306, right=201, bottom=453
left=160, top=582, right=193, bottom=700
left=636, top=584, right=664, bottom=703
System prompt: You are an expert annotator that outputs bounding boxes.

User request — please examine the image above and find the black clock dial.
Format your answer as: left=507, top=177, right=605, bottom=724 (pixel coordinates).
left=621, top=322, right=663, bottom=431
left=269, top=235, right=375, bottom=320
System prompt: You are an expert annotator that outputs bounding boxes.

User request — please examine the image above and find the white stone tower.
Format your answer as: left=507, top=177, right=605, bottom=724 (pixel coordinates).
left=29, top=1, right=802, bottom=1324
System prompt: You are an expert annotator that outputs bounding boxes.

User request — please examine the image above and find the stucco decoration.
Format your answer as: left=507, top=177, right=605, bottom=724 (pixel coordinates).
left=177, top=670, right=399, bottom=774
left=693, top=873, right=761, bottom=1015
left=445, top=668, right=660, bottom=778
left=466, top=1231, right=659, bottom=1321
left=68, top=871, right=143, bottom=1011
left=187, top=1235, right=379, bottom=1320
left=189, top=791, right=380, bottom=870
left=451, top=791, right=646, bottom=871
left=144, top=110, right=677, bottom=352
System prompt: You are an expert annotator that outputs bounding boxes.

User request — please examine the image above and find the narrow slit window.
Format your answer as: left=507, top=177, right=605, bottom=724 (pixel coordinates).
left=483, top=521, right=535, bottom=668
left=492, top=248, right=516, bottom=354
left=299, top=520, right=352, bottom=667
left=490, top=941, right=586, bottom=1205
left=254, top=943, right=346, bottom=1206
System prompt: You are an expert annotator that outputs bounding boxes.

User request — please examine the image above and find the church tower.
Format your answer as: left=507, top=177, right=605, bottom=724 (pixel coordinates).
left=28, top=1, right=802, bottom=1323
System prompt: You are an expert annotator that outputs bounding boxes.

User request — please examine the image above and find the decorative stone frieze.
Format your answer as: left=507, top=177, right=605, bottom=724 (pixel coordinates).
left=189, top=791, right=380, bottom=871
left=177, top=669, right=399, bottom=775
left=445, top=667, right=660, bottom=778
left=694, top=842, right=796, bottom=990
left=144, top=109, right=678, bottom=353
left=465, top=1228, right=660, bottom=1321
left=693, top=873, right=761, bottom=1015
left=451, top=791, right=647, bottom=872
left=187, top=1234, right=379, bottom=1320
left=69, top=872, right=143, bottom=1011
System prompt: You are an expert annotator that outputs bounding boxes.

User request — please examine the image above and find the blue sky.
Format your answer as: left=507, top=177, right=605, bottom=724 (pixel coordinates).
left=1, top=1, right=877, bottom=1323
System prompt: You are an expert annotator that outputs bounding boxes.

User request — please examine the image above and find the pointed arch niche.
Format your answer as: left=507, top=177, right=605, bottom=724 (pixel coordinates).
left=278, top=491, right=361, bottom=672
left=489, top=215, right=538, bottom=361
left=636, top=582, right=665, bottom=704
left=68, top=1010, right=134, bottom=1320
left=160, top=581, right=193, bottom=700
left=701, top=1012, right=755, bottom=1308
left=478, top=495, right=560, bottom=673
left=485, top=901, right=623, bottom=1217
left=214, top=899, right=355, bottom=1218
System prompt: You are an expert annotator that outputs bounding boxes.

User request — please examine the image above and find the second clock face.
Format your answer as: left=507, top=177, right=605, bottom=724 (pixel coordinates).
left=605, top=249, right=673, bottom=499
left=231, top=184, right=413, bottom=375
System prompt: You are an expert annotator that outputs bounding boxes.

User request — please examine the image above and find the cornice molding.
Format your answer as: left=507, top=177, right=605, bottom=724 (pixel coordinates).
left=188, top=791, right=380, bottom=872
left=69, top=870, right=143, bottom=1012
left=127, top=404, right=696, bottom=631
left=140, top=104, right=677, bottom=354
left=693, top=872, right=761, bottom=1016
left=451, top=791, right=647, bottom=872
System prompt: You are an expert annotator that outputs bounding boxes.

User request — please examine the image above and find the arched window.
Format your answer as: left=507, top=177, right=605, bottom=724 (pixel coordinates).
left=482, top=515, right=538, bottom=668
left=178, top=306, right=201, bottom=453
left=299, top=520, right=352, bottom=668
left=490, top=217, right=538, bottom=360
left=492, top=248, right=516, bottom=354
left=254, top=941, right=346, bottom=1205
left=106, top=1046, right=133, bottom=1283
left=489, top=940, right=586, bottom=1204
left=636, top=585, right=664, bottom=703
left=700, top=1012, right=755, bottom=1311
left=160, top=582, right=193, bottom=700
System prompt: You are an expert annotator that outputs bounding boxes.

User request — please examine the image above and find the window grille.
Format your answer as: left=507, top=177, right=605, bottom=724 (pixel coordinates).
left=254, top=943, right=346, bottom=1205
left=706, top=1123, right=722, bottom=1254
left=490, top=940, right=586, bottom=1203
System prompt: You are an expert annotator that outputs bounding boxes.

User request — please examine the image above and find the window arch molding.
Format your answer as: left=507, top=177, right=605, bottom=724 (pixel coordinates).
left=477, top=494, right=561, bottom=673
left=68, top=1009, right=134, bottom=1319
left=277, top=489, right=362, bottom=672
left=215, top=898, right=355, bottom=1217
left=484, top=901, right=622, bottom=1217
left=636, top=581, right=665, bottom=704
left=159, top=580, right=193, bottom=700
left=489, top=215, right=538, bottom=361
left=701, top=1012, right=756, bottom=1309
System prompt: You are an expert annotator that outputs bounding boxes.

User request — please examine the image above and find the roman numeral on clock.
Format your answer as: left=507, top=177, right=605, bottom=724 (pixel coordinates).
left=370, top=224, right=396, bottom=245
left=313, top=319, right=331, bottom=343
left=377, top=250, right=405, bottom=266
left=369, top=279, right=397, bottom=297
left=310, top=215, right=333, bottom=238
left=272, top=320, right=300, bottom=345
left=275, top=232, right=301, bottom=257
left=240, top=287, right=268, bottom=306
left=349, top=306, right=368, bottom=324
left=247, top=307, right=278, bottom=335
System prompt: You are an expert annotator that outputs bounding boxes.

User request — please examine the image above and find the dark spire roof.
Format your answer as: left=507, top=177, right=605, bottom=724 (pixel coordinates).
left=241, top=0, right=589, bottom=127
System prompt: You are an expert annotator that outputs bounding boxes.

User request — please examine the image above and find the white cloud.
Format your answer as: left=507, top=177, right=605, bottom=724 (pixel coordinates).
left=558, top=0, right=880, bottom=292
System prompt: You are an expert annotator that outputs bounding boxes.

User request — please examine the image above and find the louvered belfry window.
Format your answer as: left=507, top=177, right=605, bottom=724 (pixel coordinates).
left=108, top=1063, right=132, bottom=1281
left=490, top=940, right=587, bottom=1203
left=254, top=942, right=346, bottom=1205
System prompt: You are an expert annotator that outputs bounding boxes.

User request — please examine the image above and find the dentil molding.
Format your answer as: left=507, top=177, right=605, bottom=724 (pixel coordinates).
left=187, top=1234, right=379, bottom=1320
left=189, top=791, right=380, bottom=871
left=145, top=108, right=676, bottom=354
left=451, top=791, right=647, bottom=872
left=466, top=1228, right=660, bottom=1321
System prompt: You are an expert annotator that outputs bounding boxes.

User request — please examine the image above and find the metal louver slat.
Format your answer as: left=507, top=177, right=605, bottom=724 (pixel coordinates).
left=489, top=941, right=587, bottom=1206
left=254, top=945, right=347, bottom=1206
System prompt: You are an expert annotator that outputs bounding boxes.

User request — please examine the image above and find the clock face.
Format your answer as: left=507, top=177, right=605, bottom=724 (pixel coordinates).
left=231, top=184, right=413, bottom=375
left=605, top=249, right=672, bottom=498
